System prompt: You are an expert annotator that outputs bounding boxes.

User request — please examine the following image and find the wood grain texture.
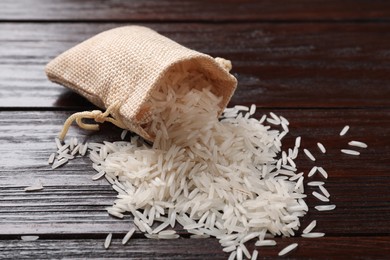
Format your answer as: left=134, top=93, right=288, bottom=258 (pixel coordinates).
left=0, top=109, right=389, bottom=237
left=1, top=0, right=390, bottom=22
left=1, top=237, right=389, bottom=259
left=1, top=23, right=390, bottom=108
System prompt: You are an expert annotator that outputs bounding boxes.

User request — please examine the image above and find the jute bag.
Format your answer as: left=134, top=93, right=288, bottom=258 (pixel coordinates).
left=46, top=26, right=237, bottom=142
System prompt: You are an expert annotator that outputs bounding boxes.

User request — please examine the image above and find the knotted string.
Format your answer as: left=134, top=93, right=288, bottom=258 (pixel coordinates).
left=58, top=101, right=126, bottom=140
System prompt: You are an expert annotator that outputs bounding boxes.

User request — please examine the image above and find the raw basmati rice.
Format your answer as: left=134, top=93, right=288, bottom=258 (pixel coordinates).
left=278, top=243, right=298, bottom=256
left=234, top=105, right=249, bottom=112
left=303, top=149, right=316, bottom=161
left=302, top=220, right=316, bottom=234
left=92, top=171, right=106, bottom=180
left=251, top=249, right=259, bottom=260
left=280, top=116, right=289, bottom=126
left=122, top=227, right=135, bottom=245
left=21, top=236, right=39, bottom=241
left=237, top=246, right=243, bottom=260
left=104, top=233, right=112, bottom=249
left=50, top=76, right=343, bottom=257
left=24, top=184, right=44, bottom=192
left=121, top=130, right=128, bottom=140
left=348, top=141, right=367, bottom=148
left=269, top=112, right=280, bottom=122
left=315, top=205, right=336, bottom=211
left=249, top=104, right=256, bottom=115
left=341, top=149, right=360, bottom=156
left=301, top=232, right=325, bottom=238
left=96, top=86, right=307, bottom=256
left=158, top=233, right=180, bottom=239
left=295, top=136, right=301, bottom=148
left=228, top=251, right=237, bottom=260
left=319, top=185, right=330, bottom=198
left=312, top=191, right=329, bottom=202
left=223, top=245, right=237, bottom=253
left=317, top=142, right=326, bottom=153
left=307, top=181, right=324, bottom=186
left=240, top=243, right=251, bottom=259
left=317, top=167, right=328, bottom=179
left=255, top=240, right=277, bottom=246
left=340, top=125, right=349, bottom=136
left=48, top=153, right=55, bottom=164
left=51, top=158, right=68, bottom=169
left=266, top=117, right=281, bottom=125
left=308, top=166, right=318, bottom=177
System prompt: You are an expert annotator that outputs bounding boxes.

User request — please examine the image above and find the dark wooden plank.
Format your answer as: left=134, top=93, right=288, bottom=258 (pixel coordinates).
left=1, top=0, right=390, bottom=22
left=0, top=109, right=389, bottom=236
left=1, top=23, right=390, bottom=108
left=1, top=237, right=389, bottom=259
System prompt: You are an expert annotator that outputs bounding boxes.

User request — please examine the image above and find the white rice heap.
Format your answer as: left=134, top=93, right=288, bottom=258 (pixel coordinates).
left=86, top=76, right=308, bottom=258
left=46, top=66, right=374, bottom=257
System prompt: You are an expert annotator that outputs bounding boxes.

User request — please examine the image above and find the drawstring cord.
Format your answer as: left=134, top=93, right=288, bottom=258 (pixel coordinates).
left=58, top=101, right=126, bottom=140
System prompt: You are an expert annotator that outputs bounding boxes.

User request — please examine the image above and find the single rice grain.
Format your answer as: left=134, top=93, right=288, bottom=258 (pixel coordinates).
left=315, top=205, right=336, bottom=211
left=21, top=236, right=39, bottom=241
left=24, top=184, right=44, bottom=192
left=348, top=141, right=367, bottom=148
left=319, top=185, right=330, bottom=198
left=122, top=227, right=135, bottom=245
left=308, top=166, right=318, bottom=177
left=340, top=125, right=350, bottom=136
left=317, top=142, right=326, bottom=153
left=301, top=232, right=325, bottom=238
left=278, top=243, right=298, bottom=256
left=341, top=149, right=360, bottom=156
left=104, top=233, right=112, bottom=249
left=302, top=220, right=317, bottom=234
left=303, top=149, right=316, bottom=161
left=312, top=191, right=329, bottom=202
left=317, top=167, right=328, bottom=179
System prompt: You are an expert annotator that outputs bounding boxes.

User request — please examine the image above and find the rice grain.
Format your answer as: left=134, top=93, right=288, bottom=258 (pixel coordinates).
left=303, top=149, right=316, bottom=161
left=348, top=141, right=367, bottom=148
left=317, top=142, right=326, bottom=153
left=122, top=227, right=135, bottom=245
left=302, top=220, right=316, bottom=234
left=301, top=232, right=325, bottom=238
left=340, top=125, right=350, bottom=136
left=315, top=205, right=336, bottom=211
left=104, top=233, right=112, bottom=249
left=278, top=243, right=298, bottom=256
left=341, top=149, right=360, bottom=156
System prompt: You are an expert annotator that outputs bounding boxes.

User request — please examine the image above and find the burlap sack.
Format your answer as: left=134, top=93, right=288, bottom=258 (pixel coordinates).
left=46, top=26, right=237, bottom=141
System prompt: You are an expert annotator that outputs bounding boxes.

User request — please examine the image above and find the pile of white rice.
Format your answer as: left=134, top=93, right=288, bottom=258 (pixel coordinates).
left=49, top=71, right=358, bottom=258
left=100, top=84, right=306, bottom=259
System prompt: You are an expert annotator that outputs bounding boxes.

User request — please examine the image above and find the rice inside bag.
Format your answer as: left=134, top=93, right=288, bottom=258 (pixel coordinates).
left=45, top=26, right=237, bottom=141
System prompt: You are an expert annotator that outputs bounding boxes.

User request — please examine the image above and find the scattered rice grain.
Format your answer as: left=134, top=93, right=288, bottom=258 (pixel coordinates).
left=317, top=142, right=326, bottom=153
left=341, top=149, right=360, bottom=156
left=302, top=220, right=317, bottom=234
left=303, top=149, right=316, bottom=161
left=122, top=227, right=135, bottom=245
left=315, top=205, right=336, bottom=211
left=301, top=232, right=325, bottom=238
left=104, top=233, right=112, bottom=249
left=21, top=236, right=39, bottom=241
left=340, top=125, right=350, bottom=136
left=348, top=141, right=367, bottom=148
left=278, top=243, right=298, bottom=256
left=24, top=184, right=44, bottom=192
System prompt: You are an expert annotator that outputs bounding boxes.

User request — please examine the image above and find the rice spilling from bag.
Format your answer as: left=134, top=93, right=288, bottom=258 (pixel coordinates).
left=79, top=70, right=310, bottom=258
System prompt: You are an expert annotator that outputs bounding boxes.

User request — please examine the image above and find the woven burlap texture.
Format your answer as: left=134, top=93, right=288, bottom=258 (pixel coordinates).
left=45, top=26, right=237, bottom=141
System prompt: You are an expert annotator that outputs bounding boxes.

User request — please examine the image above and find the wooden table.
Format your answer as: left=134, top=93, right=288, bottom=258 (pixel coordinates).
left=1, top=1, right=389, bottom=259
